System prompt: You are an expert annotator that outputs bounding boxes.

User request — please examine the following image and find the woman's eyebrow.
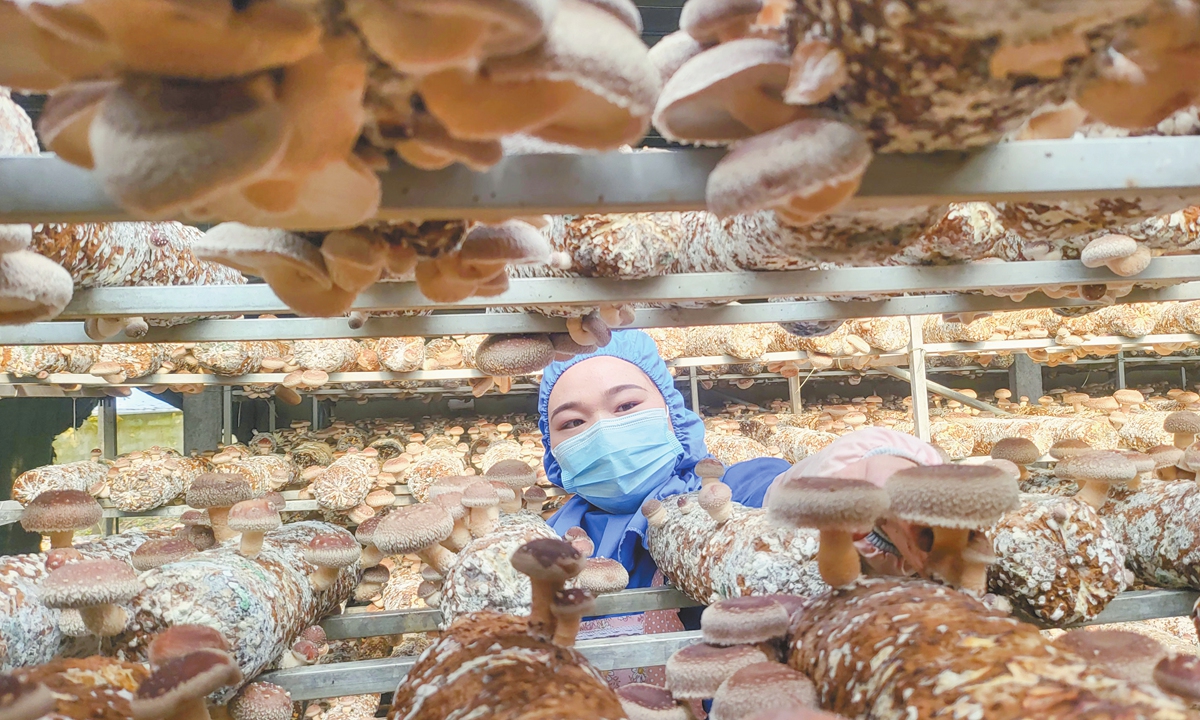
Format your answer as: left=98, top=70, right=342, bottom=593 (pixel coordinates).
left=605, top=384, right=647, bottom=397
left=549, top=400, right=585, bottom=421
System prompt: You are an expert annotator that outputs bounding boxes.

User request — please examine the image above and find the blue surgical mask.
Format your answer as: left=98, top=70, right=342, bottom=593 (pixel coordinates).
left=552, top=408, right=684, bottom=514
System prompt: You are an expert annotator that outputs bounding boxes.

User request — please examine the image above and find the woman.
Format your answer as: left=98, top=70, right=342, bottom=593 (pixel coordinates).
left=539, top=328, right=944, bottom=586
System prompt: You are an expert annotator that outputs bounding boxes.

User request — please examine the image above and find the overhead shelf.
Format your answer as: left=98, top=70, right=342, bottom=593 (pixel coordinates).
left=261, top=587, right=1200, bottom=701
left=6, top=138, right=1200, bottom=222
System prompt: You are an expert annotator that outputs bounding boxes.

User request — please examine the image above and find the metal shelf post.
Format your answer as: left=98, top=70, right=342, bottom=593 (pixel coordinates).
left=1117, top=351, right=1127, bottom=389
left=907, top=316, right=931, bottom=441
left=788, top=374, right=801, bottom=413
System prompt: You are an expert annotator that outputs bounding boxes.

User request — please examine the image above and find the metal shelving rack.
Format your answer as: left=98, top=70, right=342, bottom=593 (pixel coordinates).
left=7, top=120, right=1200, bottom=704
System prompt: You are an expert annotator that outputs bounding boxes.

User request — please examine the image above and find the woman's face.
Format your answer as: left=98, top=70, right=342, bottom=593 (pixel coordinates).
left=547, top=356, right=670, bottom=449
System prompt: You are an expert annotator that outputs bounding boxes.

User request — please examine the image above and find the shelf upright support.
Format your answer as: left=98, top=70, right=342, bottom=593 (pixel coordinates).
left=98, top=397, right=118, bottom=535
left=1010, top=355, right=1044, bottom=403
left=788, top=374, right=801, bottom=413
left=1117, top=351, right=1127, bottom=390
left=221, top=386, right=233, bottom=446
left=689, top=367, right=700, bottom=415
left=1183, top=365, right=1188, bottom=391
left=906, top=316, right=931, bottom=442
left=269, top=400, right=277, bottom=432
left=311, top=396, right=321, bottom=430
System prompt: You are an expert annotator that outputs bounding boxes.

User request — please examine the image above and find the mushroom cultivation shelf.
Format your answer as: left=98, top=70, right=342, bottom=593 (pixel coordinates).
left=6, top=138, right=1200, bottom=223
left=256, top=586, right=1200, bottom=701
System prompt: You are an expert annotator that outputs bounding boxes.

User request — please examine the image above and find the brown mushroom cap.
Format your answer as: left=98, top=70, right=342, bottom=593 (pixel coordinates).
left=983, top=458, right=1021, bottom=483
left=991, top=437, right=1040, bottom=465
left=510, top=537, right=586, bottom=584
left=1150, top=444, right=1186, bottom=470
left=654, top=38, right=799, bottom=144
left=229, top=681, right=292, bottom=720
left=0, top=250, right=75, bottom=324
left=1119, top=450, right=1156, bottom=475
left=458, top=221, right=552, bottom=265
left=886, top=464, right=1018, bottom=529
left=21, top=489, right=102, bottom=534
left=706, top=116, right=871, bottom=222
left=549, top=332, right=597, bottom=359
left=228, top=498, right=281, bottom=534
left=575, top=557, right=630, bottom=594
left=710, top=662, right=817, bottom=720
left=373, top=503, right=454, bottom=555
left=0, top=673, right=54, bottom=720
left=0, top=224, right=32, bottom=254
left=304, top=530, right=362, bottom=569
left=132, top=648, right=243, bottom=719
left=1114, top=388, right=1145, bottom=406
left=475, top=334, right=556, bottom=376
left=131, top=537, right=196, bottom=572
left=148, top=624, right=231, bottom=668
left=679, top=0, right=763, bottom=43
left=701, top=596, right=790, bottom=646
left=766, top=475, right=889, bottom=533
left=1155, top=655, right=1200, bottom=702
left=1079, top=234, right=1137, bottom=269
left=90, top=74, right=290, bottom=216
left=44, top=548, right=84, bottom=572
left=360, top=564, right=391, bottom=586
left=551, top=586, right=597, bottom=619
left=1049, top=438, right=1091, bottom=461
left=462, top=481, right=501, bottom=509
left=666, top=643, right=770, bottom=700
left=648, top=30, right=706, bottom=85
left=40, top=558, right=140, bottom=609
left=696, top=457, right=726, bottom=480
left=616, top=683, right=691, bottom=720
left=1056, top=629, right=1165, bottom=685
left=195, top=224, right=331, bottom=290
left=186, top=473, right=253, bottom=510
left=1070, top=451, right=1138, bottom=484
left=486, top=459, right=539, bottom=491
left=1165, top=411, right=1200, bottom=434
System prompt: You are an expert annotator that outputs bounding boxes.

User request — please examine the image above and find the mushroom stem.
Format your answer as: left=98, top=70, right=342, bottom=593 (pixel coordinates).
left=552, top=610, right=585, bottom=647
left=960, top=561, right=988, bottom=596
left=444, top=520, right=471, bottom=552
left=1128, top=475, right=1143, bottom=492
left=1175, top=432, right=1196, bottom=450
left=49, top=530, right=75, bottom=549
left=815, top=528, right=861, bottom=588
left=926, top=527, right=971, bottom=586
left=170, top=699, right=213, bottom=720
left=238, top=531, right=265, bottom=558
left=527, top=580, right=560, bottom=641
left=417, top=545, right=456, bottom=576
left=468, top=507, right=496, bottom=537
left=208, top=507, right=236, bottom=542
left=360, top=543, right=384, bottom=567
left=499, top=497, right=523, bottom=514
left=1076, top=480, right=1112, bottom=509
left=310, top=566, right=341, bottom=591
left=354, top=581, right=384, bottom=603
left=1160, top=465, right=1179, bottom=481
left=700, top=476, right=721, bottom=488
left=79, top=604, right=128, bottom=637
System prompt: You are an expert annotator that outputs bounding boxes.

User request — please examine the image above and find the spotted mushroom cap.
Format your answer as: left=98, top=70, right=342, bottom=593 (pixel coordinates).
left=485, top=458, right=538, bottom=491
left=489, top=481, right=518, bottom=505
left=372, top=503, right=454, bottom=556
left=575, top=557, right=630, bottom=594
left=551, top=587, right=597, bottom=619
left=1070, top=451, right=1138, bottom=484
left=131, top=537, right=196, bottom=572
left=982, top=458, right=1020, bottom=482
left=616, top=683, right=691, bottom=720
left=40, top=558, right=140, bottom=609
left=698, top=481, right=733, bottom=514
left=0, top=674, right=54, bottom=720
left=1149, top=445, right=1186, bottom=469
left=886, top=464, right=1018, bottom=530
left=1056, top=629, right=1165, bottom=685
left=474, top=334, right=557, bottom=376
left=766, top=476, right=889, bottom=533
left=355, top=514, right=383, bottom=545
left=304, top=529, right=361, bottom=569
left=665, top=643, right=770, bottom=700
left=186, top=473, right=253, bottom=509
left=179, top=510, right=209, bottom=527
left=1118, top=450, right=1155, bottom=475
left=461, top=481, right=500, bottom=508
left=148, top=624, right=231, bottom=667
left=20, top=489, right=102, bottom=534
left=991, top=437, right=1040, bottom=465
left=360, top=565, right=391, bottom=586
left=701, top=596, right=790, bottom=646
left=510, top=537, right=586, bottom=584
left=1155, top=655, right=1200, bottom=701
left=1165, top=411, right=1200, bottom=435
left=1079, top=234, right=1137, bottom=269
left=1048, top=438, right=1091, bottom=461
left=132, top=649, right=243, bottom=719
left=228, top=498, right=282, bottom=533
left=44, top=548, right=83, bottom=572
left=711, top=662, right=818, bottom=720
left=695, top=458, right=725, bottom=480
left=229, top=681, right=292, bottom=720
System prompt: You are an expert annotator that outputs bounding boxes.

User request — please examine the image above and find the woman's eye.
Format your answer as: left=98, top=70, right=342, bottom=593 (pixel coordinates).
left=616, top=400, right=641, bottom=413
left=559, top=419, right=583, bottom=430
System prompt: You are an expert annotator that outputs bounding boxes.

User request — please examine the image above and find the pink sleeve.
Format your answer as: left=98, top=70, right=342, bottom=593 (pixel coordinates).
left=787, top=427, right=943, bottom=479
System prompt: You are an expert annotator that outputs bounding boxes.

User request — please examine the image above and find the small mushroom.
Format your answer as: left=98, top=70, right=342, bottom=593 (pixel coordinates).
left=1049, top=438, right=1091, bottom=461
left=695, top=458, right=726, bottom=486
left=279, top=638, right=320, bottom=668
left=20, top=489, right=102, bottom=549
left=710, top=662, right=818, bottom=720
left=1150, top=444, right=1186, bottom=480
left=616, top=683, right=692, bottom=720
left=680, top=0, right=763, bottom=44
left=432, top=492, right=472, bottom=552
left=418, top=579, right=442, bottom=608
left=700, top=596, right=790, bottom=647
left=550, top=587, right=596, bottom=646
left=131, top=648, right=242, bottom=720
left=373, top=503, right=457, bottom=576
left=648, top=30, right=706, bottom=85
left=186, top=474, right=253, bottom=542
left=564, top=526, right=594, bottom=557
left=642, top=498, right=668, bottom=528
left=319, top=229, right=387, bottom=294
left=354, top=565, right=391, bottom=604
left=0, top=674, right=55, bottom=720
left=304, top=529, right=361, bottom=591
left=885, top=464, right=1018, bottom=590
left=784, top=39, right=848, bottom=106
left=458, top=220, right=553, bottom=268
left=1120, top=450, right=1155, bottom=491
left=523, top=485, right=548, bottom=514
left=510, top=537, right=586, bottom=641
left=765, top=475, right=889, bottom=587
left=958, top=531, right=997, bottom=596
left=130, top=537, right=196, bottom=571
left=1071, top=451, right=1138, bottom=509
left=990, top=437, right=1040, bottom=481
left=0, top=250, right=74, bottom=324
left=178, top=511, right=216, bottom=552
left=1113, top=388, right=1145, bottom=413
left=462, top=481, right=501, bottom=537
left=1165, top=411, right=1200, bottom=449
left=40, top=558, right=139, bottom=637
left=0, top=224, right=32, bottom=253
left=1079, top=235, right=1153, bottom=277
left=227, top=498, right=281, bottom=558
left=396, top=110, right=504, bottom=171
left=698, top=481, right=734, bottom=524
left=665, top=643, right=769, bottom=700
left=549, top=332, right=597, bottom=361
left=228, top=682, right=292, bottom=720
left=147, top=625, right=230, bottom=669
left=475, top=334, right=556, bottom=377
left=575, top=557, right=629, bottom=595
left=485, top=459, right=538, bottom=513
left=705, top=116, right=871, bottom=225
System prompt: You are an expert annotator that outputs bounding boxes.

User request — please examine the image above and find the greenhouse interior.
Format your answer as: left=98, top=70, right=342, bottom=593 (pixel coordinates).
left=7, top=0, right=1200, bottom=718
